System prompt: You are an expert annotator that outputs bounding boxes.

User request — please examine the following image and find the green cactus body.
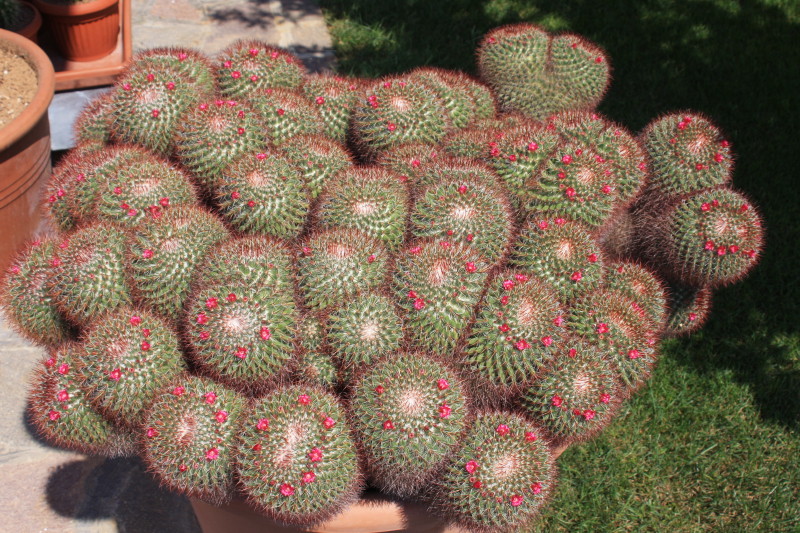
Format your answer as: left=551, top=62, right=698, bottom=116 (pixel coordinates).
left=48, top=222, right=131, bottom=327
left=409, top=67, right=479, bottom=130
left=315, top=166, right=409, bottom=252
left=461, top=76, right=497, bottom=121
left=660, top=187, right=763, bottom=287
left=282, top=134, right=354, bottom=200
left=184, top=284, right=297, bottom=393
left=510, top=218, right=604, bottom=302
left=217, top=40, right=306, bottom=100
left=294, top=314, right=338, bottom=389
left=130, top=205, right=230, bottom=321
left=326, top=292, right=403, bottom=379
left=297, top=228, right=389, bottom=311
left=477, top=24, right=609, bottom=120
left=350, top=352, right=469, bottom=497
left=198, top=235, right=295, bottom=290
left=393, top=240, right=491, bottom=355
left=550, top=111, right=648, bottom=206
left=464, top=273, right=565, bottom=391
left=110, top=66, right=212, bottom=156
left=409, top=166, right=514, bottom=265
left=350, top=77, right=451, bottom=158
left=213, top=150, right=310, bottom=239
left=529, top=142, right=619, bottom=228
left=301, top=74, right=363, bottom=143
left=28, top=344, right=132, bottom=456
left=664, top=284, right=713, bottom=336
left=641, top=112, right=734, bottom=198
left=124, top=47, right=217, bottom=95
left=431, top=411, right=556, bottom=533
left=604, top=261, right=668, bottom=329
left=375, top=142, right=443, bottom=190
left=522, top=342, right=620, bottom=443
left=441, top=114, right=529, bottom=162
left=235, top=386, right=361, bottom=525
left=567, top=289, right=659, bottom=393
left=93, top=148, right=198, bottom=227
left=73, top=91, right=115, bottom=152
left=173, top=99, right=268, bottom=191
left=78, top=307, right=187, bottom=427
left=142, top=375, right=246, bottom=503
left=1, top=239, right=72, bottom=346
left=250, top=88, right=325, bottom=145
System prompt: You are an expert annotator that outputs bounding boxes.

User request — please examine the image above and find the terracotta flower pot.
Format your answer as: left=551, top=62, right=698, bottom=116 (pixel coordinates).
left=6, top=1, right=43, bottom=43
left=0, top=28, right=54, bottom=273
left=31, top=0, right=119, bottom=61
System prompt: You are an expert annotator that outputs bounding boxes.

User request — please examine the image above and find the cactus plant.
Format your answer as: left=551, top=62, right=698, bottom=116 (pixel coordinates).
left=249, top=88, right=325, bottom=144
left=73, top=91, right=115, bottom=152
left=301, top=74, right=363, bottom=143
left=349, top=351, right=469, bottom=497
left=664, top=283, right=714, bottom=337
left=282, top=134, right=354, bottom=200
left=197, top=235, right=295, bottom=290
left=375, top=141, right=443, bottom=190
left=235, top=385, right=361, bottom=524
left=604, top=261, right=668, bottom=328
left=216, top=40, right=306, bottom=100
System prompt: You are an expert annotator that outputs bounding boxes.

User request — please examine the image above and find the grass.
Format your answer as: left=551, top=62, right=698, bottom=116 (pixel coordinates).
left=318, top=0, right=800, bottom=530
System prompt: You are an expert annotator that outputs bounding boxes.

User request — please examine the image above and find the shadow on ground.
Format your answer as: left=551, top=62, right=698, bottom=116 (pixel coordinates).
left=319, top=0, right=800, bottom=429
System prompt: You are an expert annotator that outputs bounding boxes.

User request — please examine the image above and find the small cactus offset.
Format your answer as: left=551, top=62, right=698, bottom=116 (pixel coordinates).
left=349, top=352, right=469, bottom=497
left=4, top=27, right=764, bottom=530
left=235, top=386, right=361, bottom=525
left=142, top=375, right=247, bottom=503
left=430, top=411, right=557, bottom=532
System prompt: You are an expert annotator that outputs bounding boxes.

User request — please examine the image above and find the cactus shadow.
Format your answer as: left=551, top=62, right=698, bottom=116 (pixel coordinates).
left=45, top=456, right=201, bottom=532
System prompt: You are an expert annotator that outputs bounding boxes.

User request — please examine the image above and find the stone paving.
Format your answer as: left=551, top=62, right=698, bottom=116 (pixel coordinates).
left=3, top=1, right=333, bottom=531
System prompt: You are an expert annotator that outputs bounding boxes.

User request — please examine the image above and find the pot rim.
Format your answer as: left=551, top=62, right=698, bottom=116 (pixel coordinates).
left=30, top=0, right=118, bottom=18
left=0, top=28, right=55, bottom=153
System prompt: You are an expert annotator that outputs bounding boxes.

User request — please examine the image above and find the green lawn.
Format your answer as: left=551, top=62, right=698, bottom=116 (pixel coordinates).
left=318, top=0, right=800, bottom=530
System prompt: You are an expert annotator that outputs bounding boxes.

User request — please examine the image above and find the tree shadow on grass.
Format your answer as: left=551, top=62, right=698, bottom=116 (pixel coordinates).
left=319, top=0, right=800, bottom=429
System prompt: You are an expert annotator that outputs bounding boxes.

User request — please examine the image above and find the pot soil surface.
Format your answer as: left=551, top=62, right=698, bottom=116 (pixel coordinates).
left=0, top=47, right=36, bottom=128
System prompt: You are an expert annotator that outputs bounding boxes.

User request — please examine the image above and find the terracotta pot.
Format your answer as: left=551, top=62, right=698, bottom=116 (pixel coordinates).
left=191, top=444, right=569, bottom=533
left=31, top=0, right=119, bottom=61
left=8, top=1, right=43, bottom=43
left=0, top=28, right=54, bottom=273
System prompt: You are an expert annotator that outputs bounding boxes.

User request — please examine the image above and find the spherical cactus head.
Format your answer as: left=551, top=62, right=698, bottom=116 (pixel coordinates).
left=78, top=306, right=187, bottom=427
left=604, top=261, right=668, bottom=330
left=213, top=149, right=310, bottom=239
left=110, top=63, right=213, bottom=156
left=73, top=90, right=115, bottom=152
left=315, top=165, right=409, bottom=252
left=28, top=343, right=135, bottom=457
left=1, top=238, right=72, bottom=346
left=393, top=239, right=491, bottom=355
left=567, top=288, right=659, bottom=395
left=249, top=88, right=325, bottom=145
left=47, top=222, right=131, bottom=327
left=197, top=235, right=295, bottom=290
left=350, top=351, right=470, bottom=498
left=173, top=99, right=268, bottom=191
left=129, top=205, right=230, bottom=322
left=216, top=40, right=306, bottom=100
left=642, top=112, right=734, bottom=199
left=659, top=187, right=763, bottom=287
left=350, top=76, right=452, bottom=159
left=510, top=217, right=604, bottom=303
left=92, top=147, right=199, bottom=228
left=124, top=47, right=217, bottom=95
left=522, top=341, right=621, bottom=445
left=408, top=67, right=480, bottom=130
left=375, top=141, right=443, bottom=190
left=142, top=375, right=247, bottom=504
left=184, top=284, right=298, bottom=394
left=301, top=74, right=364, bottom=143
left=477, top=24, right=610, bottom=120
left=235, top=385, right=361, bottom=525
left=548, top=111, right=648, bottom=207
left=664, top=283, right=714, bottom=336
left=430, top=411, right=556, bottom=532
left=409, top=162, right=515, bottom=265
left=295, top=349, right=339, bottom=391
left=281, top=134, right=354, bottom=200
left=297, top=228, right=390, bottom=311
left=326, top=292, right=403, bottom=382
left=464, top=272, right=566, bottom=394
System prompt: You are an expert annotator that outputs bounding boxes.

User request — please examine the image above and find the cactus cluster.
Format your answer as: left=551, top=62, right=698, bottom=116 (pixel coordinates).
left=0, top=26, right=763, bottom=532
